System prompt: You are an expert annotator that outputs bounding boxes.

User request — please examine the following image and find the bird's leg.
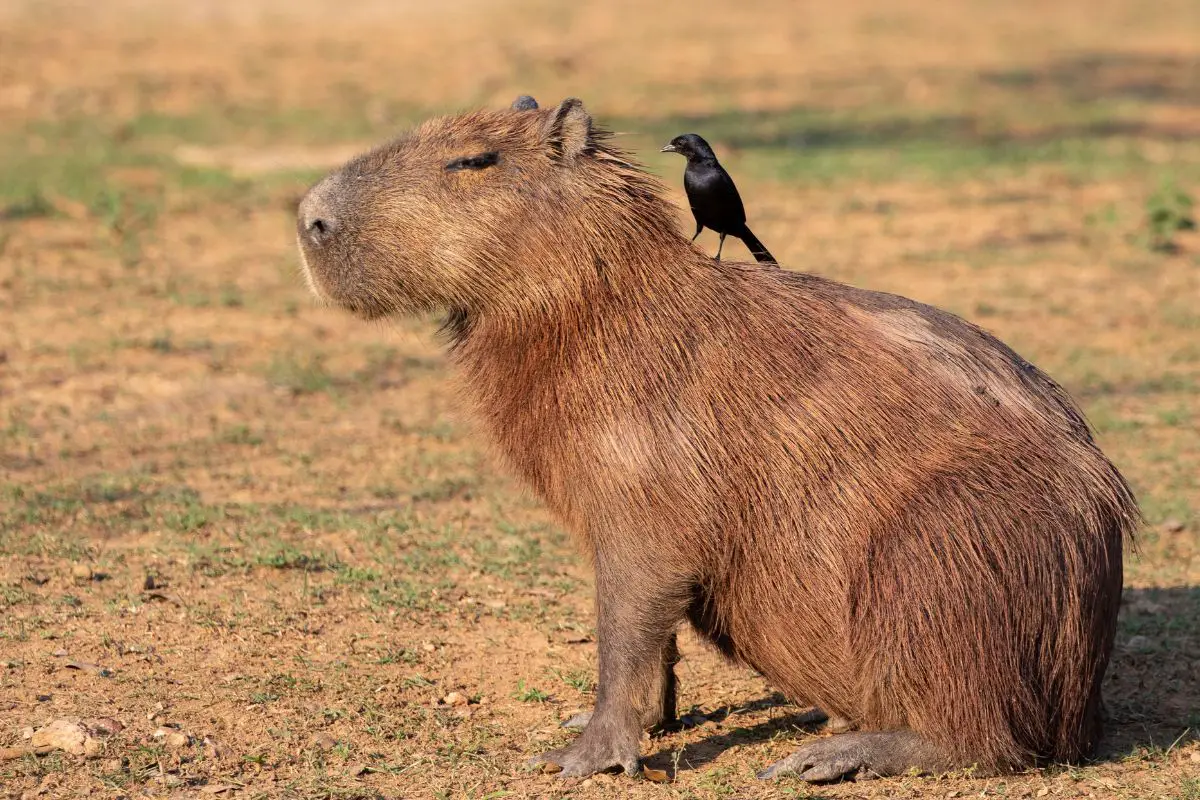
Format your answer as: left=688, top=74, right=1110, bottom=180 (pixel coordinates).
left=715, top=233, right=726, bottom=262
left=691, top=223, right=703, bottom=243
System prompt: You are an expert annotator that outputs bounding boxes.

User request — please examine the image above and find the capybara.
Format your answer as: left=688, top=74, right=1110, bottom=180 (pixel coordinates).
left=294, top=95, right=1138, bottom=782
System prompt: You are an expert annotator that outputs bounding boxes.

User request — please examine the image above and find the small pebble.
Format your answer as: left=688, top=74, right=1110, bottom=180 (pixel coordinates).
left=1125, top=635, right=1153, bottom=653
left=71, top=564, right=93, bottom=580
left=153, top=727, right=190, bottom=749
left=442, top=691, right=469, bottom=707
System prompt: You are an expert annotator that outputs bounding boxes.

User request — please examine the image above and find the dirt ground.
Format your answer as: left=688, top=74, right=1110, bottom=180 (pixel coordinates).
left=1, top=0, right=1198, bottom=798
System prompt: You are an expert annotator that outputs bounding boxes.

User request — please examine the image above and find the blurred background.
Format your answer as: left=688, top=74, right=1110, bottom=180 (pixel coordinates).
left=1, top=1, right=1198, bottom=797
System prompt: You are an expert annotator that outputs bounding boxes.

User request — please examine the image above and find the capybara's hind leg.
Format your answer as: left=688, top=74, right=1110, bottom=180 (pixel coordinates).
left=758, top=731, right=949, bottom=783
left=560, top=631, right=680, bottom=732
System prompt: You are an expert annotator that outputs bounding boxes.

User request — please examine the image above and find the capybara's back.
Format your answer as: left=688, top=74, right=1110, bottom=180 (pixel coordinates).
left=681, top=274, right=1134, bottom=773
left=295, top=96, right=1138, bottom=782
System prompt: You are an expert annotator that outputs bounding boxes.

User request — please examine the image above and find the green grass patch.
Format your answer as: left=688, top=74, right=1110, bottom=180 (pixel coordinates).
left=512, top=680, right=550, bottom=703
left=621, top=100, right=1200, bottom=184
left=0, top=119, right=241, bottom=214
left=265, top=353, right=336, bottom=396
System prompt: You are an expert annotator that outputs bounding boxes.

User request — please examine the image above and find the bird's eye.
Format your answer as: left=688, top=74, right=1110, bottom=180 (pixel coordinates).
left=445, top=152, right=500, bottom=172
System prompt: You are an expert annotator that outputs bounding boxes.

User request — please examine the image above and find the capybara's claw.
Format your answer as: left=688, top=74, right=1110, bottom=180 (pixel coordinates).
left=758, top=751, right=861, bottom=782
left=527, top=750, right=561, bottom=771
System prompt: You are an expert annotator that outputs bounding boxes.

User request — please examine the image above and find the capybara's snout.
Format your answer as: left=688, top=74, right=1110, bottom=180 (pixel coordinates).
left=295, top=171, right=361, bottom=307
left=296, top=173, right=344, bottom=252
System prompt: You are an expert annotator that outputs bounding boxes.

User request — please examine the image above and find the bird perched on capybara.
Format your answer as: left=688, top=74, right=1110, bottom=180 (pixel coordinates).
left=295, top=95, right=1138, bottom=783
left=661, top=132, right=777, bottom=264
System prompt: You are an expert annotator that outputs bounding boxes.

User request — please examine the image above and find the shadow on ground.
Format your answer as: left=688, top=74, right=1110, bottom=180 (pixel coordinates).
left=1103, top=585, right=1200, bottom=756
left=643, top=693, right=825, bottom=774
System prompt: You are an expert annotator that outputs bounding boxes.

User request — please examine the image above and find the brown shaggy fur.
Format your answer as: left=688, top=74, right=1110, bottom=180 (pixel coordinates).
left=296, top=96, right=1139, bottom=781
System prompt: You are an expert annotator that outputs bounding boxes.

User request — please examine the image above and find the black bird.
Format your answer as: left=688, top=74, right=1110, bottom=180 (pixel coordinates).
left=661, top=133, right=776, bottom=265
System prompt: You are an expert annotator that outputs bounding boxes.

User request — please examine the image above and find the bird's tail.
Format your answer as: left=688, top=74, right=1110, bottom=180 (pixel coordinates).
left=739, top=226, right=777, bottom=266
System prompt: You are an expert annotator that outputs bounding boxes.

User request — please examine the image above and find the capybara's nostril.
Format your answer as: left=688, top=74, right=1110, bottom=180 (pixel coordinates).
left=300, top=209, right=335, bottom=244
left=306, top=216, right=332, bottom=240
left=298, top=185, right=338, bottom=246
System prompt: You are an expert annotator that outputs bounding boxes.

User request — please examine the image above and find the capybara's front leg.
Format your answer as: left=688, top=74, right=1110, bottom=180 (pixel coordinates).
left=531, top=560, right=686, bottom=777
left=559, top=629, right=681, bottom=733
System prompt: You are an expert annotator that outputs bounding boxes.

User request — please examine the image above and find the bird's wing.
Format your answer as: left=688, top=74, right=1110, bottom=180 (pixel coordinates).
left=685, top=164, right=747, bottom=231
left=715, top=167, right=747, bottom=221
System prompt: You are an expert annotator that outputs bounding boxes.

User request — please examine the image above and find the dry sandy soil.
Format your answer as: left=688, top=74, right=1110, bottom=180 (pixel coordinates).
left=1, top=0, right=1198, bottom=798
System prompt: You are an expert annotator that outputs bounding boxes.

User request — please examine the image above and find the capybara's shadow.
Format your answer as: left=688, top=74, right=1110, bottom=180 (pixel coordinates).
left=1097, top=585, right=1199, bottom=759
left=646, top=585, right=1199, bottom=777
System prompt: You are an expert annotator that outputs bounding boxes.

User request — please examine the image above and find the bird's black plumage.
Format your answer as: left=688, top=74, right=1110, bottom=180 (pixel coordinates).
left=661, top=133, right=776, bottom=265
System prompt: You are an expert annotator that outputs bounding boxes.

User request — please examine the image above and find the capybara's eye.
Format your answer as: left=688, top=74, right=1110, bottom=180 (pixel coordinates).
left=444, top=152, right=500, bottom=172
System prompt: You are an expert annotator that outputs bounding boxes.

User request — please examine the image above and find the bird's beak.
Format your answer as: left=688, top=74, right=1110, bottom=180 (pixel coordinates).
left=660, top=144, right=677, bottom=153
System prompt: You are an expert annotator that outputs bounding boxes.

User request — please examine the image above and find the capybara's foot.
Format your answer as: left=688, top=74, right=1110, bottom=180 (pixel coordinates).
left=529, top=727, right=641, bottom=778
left=757, top=731, right=946, bottom=783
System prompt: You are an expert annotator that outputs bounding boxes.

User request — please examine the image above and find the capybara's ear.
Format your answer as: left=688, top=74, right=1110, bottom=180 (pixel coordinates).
left=511, top=95, right=539, bottom=111
left=543, top=98, right=592, bottom=161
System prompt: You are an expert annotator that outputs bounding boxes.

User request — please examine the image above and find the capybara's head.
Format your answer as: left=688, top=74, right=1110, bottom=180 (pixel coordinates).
left=296, top=95, right=668, bottom=319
